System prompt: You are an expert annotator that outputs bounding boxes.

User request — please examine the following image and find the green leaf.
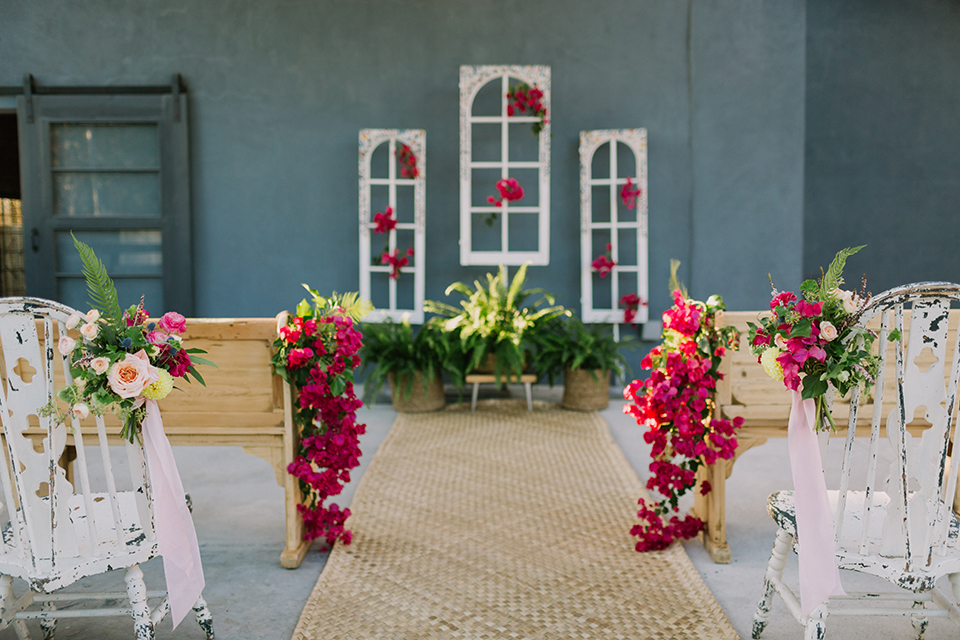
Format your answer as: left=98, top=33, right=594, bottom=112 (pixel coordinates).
left=820, top=245, right=866, bottom=300
left=800, top=279, right=819, bottom=295
left=801, top=375, right=828, bottom=400
left=790, top=319, right=812, bottom=338
left=188, top=355, right=218, bottom=368
left=72, top=233, right=122, bottom=323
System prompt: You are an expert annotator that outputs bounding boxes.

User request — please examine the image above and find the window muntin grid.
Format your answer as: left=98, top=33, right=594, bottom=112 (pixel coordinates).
left=579, top=129, right=648, bottom=325
left=358, top=129, right=426, bottom=323
left=459, top=65, right=550, bottom=266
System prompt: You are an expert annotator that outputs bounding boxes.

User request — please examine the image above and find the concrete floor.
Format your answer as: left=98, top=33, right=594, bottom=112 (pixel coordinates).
left=1, top=385, right=958, bottom=639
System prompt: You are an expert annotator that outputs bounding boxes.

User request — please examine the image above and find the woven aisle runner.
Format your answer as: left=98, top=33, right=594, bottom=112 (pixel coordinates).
left=292, top=400, right=738, bottom=640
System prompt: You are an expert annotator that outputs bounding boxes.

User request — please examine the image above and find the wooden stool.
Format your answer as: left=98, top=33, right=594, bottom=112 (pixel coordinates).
left=465, top=373, right=538, bottom=411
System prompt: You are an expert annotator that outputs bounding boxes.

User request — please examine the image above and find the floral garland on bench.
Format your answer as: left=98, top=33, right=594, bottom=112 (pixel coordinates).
left=272, top=288, right=371, bottom=549
left=623, top=284, right=742, bottom=551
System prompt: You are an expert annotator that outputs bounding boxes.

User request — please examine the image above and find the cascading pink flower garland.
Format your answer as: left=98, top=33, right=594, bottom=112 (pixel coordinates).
left=623, top=290, right=742, bottom=551
left=274, top=312, right=365, bottom=549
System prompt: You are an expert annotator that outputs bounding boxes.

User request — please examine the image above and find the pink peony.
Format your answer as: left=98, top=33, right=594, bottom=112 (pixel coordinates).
left=80, top=322, right=99, bottom=340
left=107, top=350, right=159, bottom=398
left=90, top=357, right=110, bottom=375
left=158, top=311, right=187, bottom=335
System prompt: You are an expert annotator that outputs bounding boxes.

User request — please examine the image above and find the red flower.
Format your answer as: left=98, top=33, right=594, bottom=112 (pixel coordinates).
left=381, top=247, right=413, bottom=279
left=621, top=292, right=646, bottom=325
left=373, top=207, right=397, bottom=234
left=488, top=178, right=524, bottom=207
left=397, top=144, right=419, bottom=179
left=620, top=177, right=642, bottom=210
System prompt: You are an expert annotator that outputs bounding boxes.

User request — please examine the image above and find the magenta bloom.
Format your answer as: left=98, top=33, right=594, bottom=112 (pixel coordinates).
left=794, top=299, right=823, bottom=318
left=592, top=254, right=616, bottom=278
left=620, top=177, right=642, bottom=210
left=770, top=291, right=797, bottom=311
left=373, top=207, right=397, bottom=234
left=158, top=311, right=187, bottom=335
left=288, top=347, right=315, bottom=369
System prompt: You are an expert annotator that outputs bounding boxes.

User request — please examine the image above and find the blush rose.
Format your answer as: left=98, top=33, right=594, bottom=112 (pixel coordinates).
left=107, top=350, right=159, bottom=398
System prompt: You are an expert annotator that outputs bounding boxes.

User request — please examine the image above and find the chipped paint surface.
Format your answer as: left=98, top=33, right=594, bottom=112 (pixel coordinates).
left=0, top=298, right=214, bottom=637
left=753, top=283, right=960, bottom=636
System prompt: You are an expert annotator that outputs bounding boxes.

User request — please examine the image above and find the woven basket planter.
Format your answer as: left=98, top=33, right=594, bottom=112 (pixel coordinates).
left=561, top=368, right=610, bottom=411
left=388, top=371, right=446, bottom=412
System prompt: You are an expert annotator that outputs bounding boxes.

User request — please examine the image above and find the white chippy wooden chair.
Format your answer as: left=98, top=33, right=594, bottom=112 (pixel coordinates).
left=753, top=282, right=960, bottom=639
left=0, top=298, right=214, bottom=639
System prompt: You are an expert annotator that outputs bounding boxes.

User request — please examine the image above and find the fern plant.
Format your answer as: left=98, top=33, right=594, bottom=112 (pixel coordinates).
left=424, top=264, right=569, bottom=383
left=534, top=316, right=636, bottom=385
left=359, top=319, right=464, bottom=402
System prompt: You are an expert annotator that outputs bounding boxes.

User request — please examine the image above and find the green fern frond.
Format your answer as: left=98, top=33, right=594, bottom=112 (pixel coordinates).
left=669, top=259, right=688, bottom=297
left=72, top=233, right=121, bottom=322
left=820, top=245, right=866, bottom=299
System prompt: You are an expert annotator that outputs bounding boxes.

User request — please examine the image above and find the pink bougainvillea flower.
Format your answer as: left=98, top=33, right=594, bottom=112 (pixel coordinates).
left=381, top=246, right=413, bottom=279
left=620, top=292, right=647, bottom=325
left=620, top=177, right=642, bottom=210
left=373, top=207, right=397, bottom=234
left=592, top=255, right=616, bottom=278
left=487, top=178, right=524, bottom=207
left=397, top=144, right=419, bottom=179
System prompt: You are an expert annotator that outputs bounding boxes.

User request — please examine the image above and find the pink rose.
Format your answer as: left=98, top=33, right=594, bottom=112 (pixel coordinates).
left=80, top=322, right=98, bottom=340
left=146, top=330, right=172, bottom=344
left=107, top=350, right=159, bottom=398
left=58, top=336, right=76, bottom=355
left=70, top=402, right=89, bottom=420
left=85, top=309, right=100, bottom=323
left=158, top=312, right=187, bottom=335
left=90, top=357, right=110, bottom=375
left=66, top=314, right=82, bottom=330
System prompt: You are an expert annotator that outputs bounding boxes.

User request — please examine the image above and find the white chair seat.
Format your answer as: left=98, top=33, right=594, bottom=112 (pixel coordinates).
left=768, top=490, right=960, bottom=592
left=0, top=491, right=157, bottom=593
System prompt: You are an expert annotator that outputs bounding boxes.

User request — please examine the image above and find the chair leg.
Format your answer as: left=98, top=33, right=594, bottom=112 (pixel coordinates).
left=911, top=599, right=928, bottom=640
left=124, top=565, right=154, bottom=640
left=0, top=575, right=30, bottom=639
left=752, top=527, right=792, bottom=639
left=803, top=603, right=827, bottom=640
left=471, top=383, right=479, bottom=411
left=39, top=601, right=55, bottom=640
left=192, top=595, right=215, bottom=640
left=950, top=572, right=960, bottom=605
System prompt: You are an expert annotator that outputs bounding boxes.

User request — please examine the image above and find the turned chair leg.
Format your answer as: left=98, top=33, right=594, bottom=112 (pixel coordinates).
left=193, top=595, right=215, bottom=640
left=0, top=575, right=30, bottom=639
left=124, top=565, right=154, bottom=640
left=39, top=600, right=55, bottom=640
left=753, top=527, right=793, bottom=639
left=803, top=603, right=827, bottom=640
left=911, top=599, right=928, bottom=640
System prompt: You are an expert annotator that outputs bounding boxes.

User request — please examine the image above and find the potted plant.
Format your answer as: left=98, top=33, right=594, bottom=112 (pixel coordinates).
left=359, top=319, right=463, bottom=412
left=535, top=317, right=635, bottom=411
left=424, top=263, right=569, bottom=384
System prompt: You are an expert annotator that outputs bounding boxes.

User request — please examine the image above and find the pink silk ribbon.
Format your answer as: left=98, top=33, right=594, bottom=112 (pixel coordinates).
left=788, top=390, right=844, bottom=616
left=143, top=400, right=205, bottom=628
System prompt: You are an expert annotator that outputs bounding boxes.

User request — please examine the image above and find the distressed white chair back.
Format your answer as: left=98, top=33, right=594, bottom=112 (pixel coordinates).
left=0, top=298, right=154, bottom=589
left=835, top=282, right=960, bottom=577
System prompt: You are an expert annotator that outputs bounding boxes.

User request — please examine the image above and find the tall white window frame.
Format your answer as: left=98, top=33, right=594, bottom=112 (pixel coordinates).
left=580, top=129, right=648, bottom=325
left=359, top=129, right=426, bottom=323
left=459, top=65, right=550, bottom=266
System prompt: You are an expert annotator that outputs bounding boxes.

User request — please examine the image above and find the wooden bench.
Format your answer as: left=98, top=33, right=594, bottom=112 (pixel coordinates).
left=466, top=373, right=537, bottom=411
left=693, top=310, right=960, bottom=563
left=15, top=318, right=311, bottom=569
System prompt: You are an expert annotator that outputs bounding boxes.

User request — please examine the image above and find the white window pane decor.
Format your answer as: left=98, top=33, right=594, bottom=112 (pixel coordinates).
left=459, top=65, right=550, bottom=266
left=579, top=129, right=648, bottom=325
left=358, top=129, right=425, bottom=323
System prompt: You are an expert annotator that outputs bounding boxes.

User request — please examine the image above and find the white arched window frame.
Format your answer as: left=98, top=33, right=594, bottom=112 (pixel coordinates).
left=580, top=129, right=648, bottom=325
left=359, top=129, right=426, bottom=323
left=459, top=65, right=550, bottom=266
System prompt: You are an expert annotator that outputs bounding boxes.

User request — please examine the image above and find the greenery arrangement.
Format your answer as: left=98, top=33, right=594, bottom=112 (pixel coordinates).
left=44, top=236, right=213, bottom=443
left=425, top=264, right=569, bottom=383
left=359, top=319, right=464, bottom=403
left=534, top=316, right=635, bottom=385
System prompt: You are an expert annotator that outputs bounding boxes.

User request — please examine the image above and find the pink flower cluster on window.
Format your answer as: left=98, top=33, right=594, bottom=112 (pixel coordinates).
left=620, top=292, right=647, bottom=325
left=381, top=246, right=414, bottom=280
left=507, top=82, right=549, bottom=135
left=276, top=313, right=365, bottom=548
left=397, top=144, right=419, bottom=179
left=487, top=178, right=524, bottom=208
left=591, top=243, right=616, bottom=278
left=623, top=290, right=742, bottom=551
left=620, top=177, right=642, bottom=210
left=373, top=207, right=397, bottom=234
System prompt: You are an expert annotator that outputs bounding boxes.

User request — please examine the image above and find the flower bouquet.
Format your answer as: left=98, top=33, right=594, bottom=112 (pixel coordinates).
left=44, top=236, right=213, bottom=443
left=747, top=245, right=883, bottom=431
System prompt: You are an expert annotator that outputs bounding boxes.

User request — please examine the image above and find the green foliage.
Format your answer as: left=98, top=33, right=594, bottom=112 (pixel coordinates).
left=72, top=233, right=121, bottom=323
left=534, top=317, right=636, bottom=385
left=819, top=244, right=865, bottom=302
left=300, top=285, right=374, bottom=322
left=359, top=319, right=464, bottom=402
left=424, top=264, right=570, bottom=383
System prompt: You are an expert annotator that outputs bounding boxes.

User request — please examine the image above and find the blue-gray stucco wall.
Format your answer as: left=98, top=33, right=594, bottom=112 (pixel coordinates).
left=804, top=0, right=960, bottom=292
left=0, top=0, right=807, bottom=329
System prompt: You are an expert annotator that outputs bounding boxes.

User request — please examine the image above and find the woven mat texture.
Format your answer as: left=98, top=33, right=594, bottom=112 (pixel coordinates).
left=292, top=400, right=738, bottom=640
